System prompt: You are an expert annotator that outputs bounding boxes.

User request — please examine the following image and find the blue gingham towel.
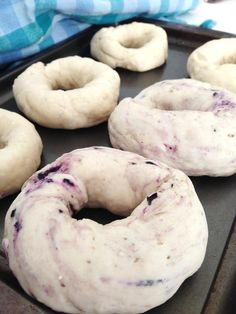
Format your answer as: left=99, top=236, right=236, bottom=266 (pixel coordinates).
left=0, top=0, right=200, bottom=66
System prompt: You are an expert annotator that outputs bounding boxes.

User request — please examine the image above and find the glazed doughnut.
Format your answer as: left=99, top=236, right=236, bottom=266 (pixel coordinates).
left=187, top=38, right=236, bottom=92
left=0, top=108, right=42, bottom=198
left=13, top=56, right=120, bottom=129
left=109, top=78, right=236, bottom=176
left=3, top=147, right=208, bottom=314
left=90, top=22, right=168, bottom=72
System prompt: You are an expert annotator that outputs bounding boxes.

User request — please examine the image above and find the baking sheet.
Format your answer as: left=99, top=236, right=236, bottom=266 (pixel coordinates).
left=0, top=20, right=235, bottom=314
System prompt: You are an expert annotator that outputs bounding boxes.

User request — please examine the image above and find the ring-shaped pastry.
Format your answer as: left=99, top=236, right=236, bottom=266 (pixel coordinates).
left=13, top=56, right=120, bottom=129
left=3, top=147, right=207, bottom=314
left=90, top=22, right=168, bottom=72
left=108, top=79, right=236, bottom=176
left=0, top=108, right=42, bottom=198
left=187, top=38, right=236, bottom=92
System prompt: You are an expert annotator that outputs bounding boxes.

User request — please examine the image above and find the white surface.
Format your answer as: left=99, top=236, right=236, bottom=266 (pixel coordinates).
left=184, top=0, right=236, bottom=34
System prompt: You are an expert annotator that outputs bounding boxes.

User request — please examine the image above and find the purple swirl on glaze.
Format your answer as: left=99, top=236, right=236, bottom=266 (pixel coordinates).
left=215, top=100, right=236, bottom=111
left=142, top=206, right=148, bottom=214
left=212, top=90, right=236, bottom=112
left=136, top=279, right=163, bottom=287
left=124, top=279, right=164, bottom=287
left=25, top=163, right=70, bottom=194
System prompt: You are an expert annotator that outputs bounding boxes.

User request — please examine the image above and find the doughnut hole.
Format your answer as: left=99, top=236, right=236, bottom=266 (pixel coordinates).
left=74, top=207, right=124, bottom=225
left=119, top=32, right=152, bottom=49
left=218, top=53, right=236, bottom=65
left=50, top=74, right=91, bottom=91
left=52, top=81, right=78, bottom=91
left=134, top=79, right=228, bottom=112
left=45, top=59, right=97, bottom=91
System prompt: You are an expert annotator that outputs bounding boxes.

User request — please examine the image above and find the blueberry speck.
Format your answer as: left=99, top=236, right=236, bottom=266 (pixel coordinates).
left=10, top=209, right=16, bottom=218
left=147, top=193, right=158, bottom=205
left=46, top=178, right=53, bottom=183
left=63, top=178, right=74, bottom=186
left=213, top=92, right=218, bottom=97
left=37, top=165, right=61, bottom=180
left=221, top=100, right=229, bottom=106
left=130, top=162, right=136, bottom=165
left=58, top=209, right=63, bottom=214
left=171, top=184, right=174, bottom=188
left=69, top=202, right=75, bottom=212
left=164, top=144, right=177, bottom=152
left=137, top=280, right=154, bottom=287
left=213, top=129, right=216, bottom=132
left=136, top=279, right=163, bottom=287
left=14, top=221, right=22, bottom=232
left=145, top=161, right=157, bottom=166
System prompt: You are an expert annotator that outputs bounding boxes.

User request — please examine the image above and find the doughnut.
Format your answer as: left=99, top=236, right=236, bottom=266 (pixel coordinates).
left=0, top=108, right=42, bottom=198
left=187, top=38, right=236, bottom=92
left=90, top=22, right=168, bottom=72
left=13, top=56, right=120, bottom=129
left=3, top=147, right=208, bottom=314
left=108, top=78, right=236, bottom=177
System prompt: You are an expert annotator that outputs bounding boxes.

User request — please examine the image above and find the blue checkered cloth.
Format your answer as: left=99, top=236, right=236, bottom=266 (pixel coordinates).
left=0, top=0, right=200, bottom=66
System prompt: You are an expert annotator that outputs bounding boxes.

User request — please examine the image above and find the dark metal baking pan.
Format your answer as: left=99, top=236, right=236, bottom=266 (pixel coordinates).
left=0, top=19, right=235, bottom=314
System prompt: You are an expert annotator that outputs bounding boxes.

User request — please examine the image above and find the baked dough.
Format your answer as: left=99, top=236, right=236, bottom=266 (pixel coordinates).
left=187, top=38, right=236, bottom=92
left=109, top=78, right=236, bottom=176
left=13, top=56, right=120, bottom=129
left=3, top=147, right=208, bottom=314
left=90, top=22, right=168, bottom=72
left=0, top=108, right=42, bottom=198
